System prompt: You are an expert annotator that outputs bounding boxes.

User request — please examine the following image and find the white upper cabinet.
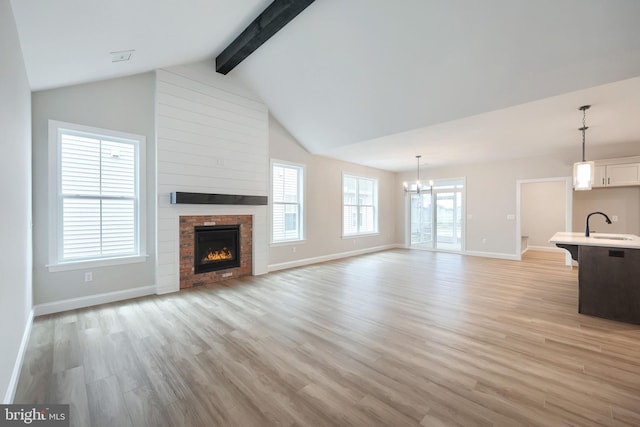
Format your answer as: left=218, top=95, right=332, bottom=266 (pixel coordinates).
left=593, top=165, right=607, bottom=188
left=607, top=163, right=640, bottom=186
left=593, top=157, right=640, bottom=188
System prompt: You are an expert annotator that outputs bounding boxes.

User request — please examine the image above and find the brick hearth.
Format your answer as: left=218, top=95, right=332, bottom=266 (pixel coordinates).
left=179, top=215, right=252, bottom=289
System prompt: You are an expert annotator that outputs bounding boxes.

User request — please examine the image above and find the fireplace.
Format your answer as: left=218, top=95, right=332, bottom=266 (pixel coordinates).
left=179, top=215, right=252, bottom=289
left=194, top=225, right=240, bottom=274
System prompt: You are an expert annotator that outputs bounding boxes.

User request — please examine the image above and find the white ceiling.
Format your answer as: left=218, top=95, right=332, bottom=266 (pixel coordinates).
left=9, top=0, right=272, bottom=90
left=10, top=0, right=640, bottom=172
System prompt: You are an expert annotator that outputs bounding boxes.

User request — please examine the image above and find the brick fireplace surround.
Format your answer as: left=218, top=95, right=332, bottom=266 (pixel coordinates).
left=179, top=215, right=252, bottom=289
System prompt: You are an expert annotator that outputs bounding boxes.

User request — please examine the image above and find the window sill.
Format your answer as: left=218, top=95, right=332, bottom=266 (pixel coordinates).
left=270, top=239, right=306, bottom=247
left=47, top=254, right=149, bottom=272
left=342, top=232, right=380, bottom=239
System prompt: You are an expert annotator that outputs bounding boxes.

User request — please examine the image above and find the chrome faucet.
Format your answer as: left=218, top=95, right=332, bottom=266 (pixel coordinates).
left=585, top=211, right=612, bottom=237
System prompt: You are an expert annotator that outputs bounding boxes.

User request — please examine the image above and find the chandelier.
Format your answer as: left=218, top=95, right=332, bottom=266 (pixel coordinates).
left=403, top=155, right=432, bottom=194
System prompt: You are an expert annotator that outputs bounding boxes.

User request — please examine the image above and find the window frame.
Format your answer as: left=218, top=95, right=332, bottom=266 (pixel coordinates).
left=270, top=160, right=305, bottom=244
left=342, top=173, right=379, bottom=237
left=47, top=120, right=147, bottom=272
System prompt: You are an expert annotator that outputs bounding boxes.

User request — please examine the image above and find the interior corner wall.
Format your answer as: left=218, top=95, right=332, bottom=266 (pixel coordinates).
left=268, top=116, right=399, bottom=269
left=0, top=0, right=33, bottom=403
left=156, top=63, right=269, bottom=294
left=31, top=73, right=156, bottom=306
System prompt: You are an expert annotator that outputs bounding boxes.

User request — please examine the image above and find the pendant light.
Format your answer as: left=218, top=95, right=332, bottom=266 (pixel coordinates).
left=573, top=105, right=594, bottom=191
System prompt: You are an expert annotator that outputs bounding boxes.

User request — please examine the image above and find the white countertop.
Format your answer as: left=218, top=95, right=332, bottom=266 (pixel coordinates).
left=549, top=232, right=640, bottom=249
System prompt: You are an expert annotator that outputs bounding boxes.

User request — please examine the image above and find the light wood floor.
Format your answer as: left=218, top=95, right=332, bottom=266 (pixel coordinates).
left=15, top=249, right=640, bottom=426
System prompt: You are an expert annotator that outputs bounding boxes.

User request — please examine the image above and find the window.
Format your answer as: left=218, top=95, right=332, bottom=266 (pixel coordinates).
left=343, top=174, right=378, bottom=236
left=49, top=120, right=146, bottom=268
left=272, top=162, right=304, bottom=242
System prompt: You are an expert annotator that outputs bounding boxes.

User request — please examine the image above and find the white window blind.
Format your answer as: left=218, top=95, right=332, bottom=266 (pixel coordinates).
left=272, top=162, right=303, bottom=242
left=343, top=174, right=378, bottom=236
left=57, top=128, right=139, bottom=262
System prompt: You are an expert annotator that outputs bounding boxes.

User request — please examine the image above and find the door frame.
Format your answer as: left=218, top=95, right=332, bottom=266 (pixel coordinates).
left=405, top=177, right=466, bottom=253
left=516, top=176, right=572, bottom=266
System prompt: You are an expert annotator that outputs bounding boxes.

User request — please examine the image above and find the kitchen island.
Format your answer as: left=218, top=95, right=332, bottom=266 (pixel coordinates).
left=550, top=232, right=640, bottom=324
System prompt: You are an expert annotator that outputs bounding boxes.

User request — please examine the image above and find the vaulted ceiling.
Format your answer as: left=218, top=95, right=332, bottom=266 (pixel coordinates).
left=10, top=0, right=640, bottom=171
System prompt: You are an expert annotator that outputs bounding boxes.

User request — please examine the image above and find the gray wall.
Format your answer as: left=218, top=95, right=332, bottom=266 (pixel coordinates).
left=0, top=0, right=33, bottom=403
left=521, top=181, right=567, bottom=248
left=573, top=187, right=640, bottom=235
left=31, top=73, right=156, bottom=305
left=269, top=116, right=398, bottom=267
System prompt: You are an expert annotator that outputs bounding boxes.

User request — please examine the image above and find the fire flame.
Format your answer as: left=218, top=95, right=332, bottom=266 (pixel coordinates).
left=203, top=247, right=233, bottom=263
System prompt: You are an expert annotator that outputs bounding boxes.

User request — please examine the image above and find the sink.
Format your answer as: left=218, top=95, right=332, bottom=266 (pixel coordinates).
left=591, top=236, right=633, bottom=241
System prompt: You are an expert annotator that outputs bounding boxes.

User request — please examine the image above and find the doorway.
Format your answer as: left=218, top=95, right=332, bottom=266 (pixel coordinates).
left=410, top=179, right=464, bottom=252
left=516, top=177, right=572, bottom=265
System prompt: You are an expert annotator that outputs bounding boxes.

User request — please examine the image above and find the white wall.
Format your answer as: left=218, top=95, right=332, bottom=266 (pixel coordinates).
left=269, top=116, right=398, bottom=269
left=521, top=180, right=567, bottom=249
left=31, top=73, right=156, bottom=307
left=156, top=63, right=269, bottom=294
left=0, top=0, right=33, bottom=403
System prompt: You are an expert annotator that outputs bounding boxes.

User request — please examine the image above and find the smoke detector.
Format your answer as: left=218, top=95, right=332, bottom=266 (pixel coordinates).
left=110, top=50, right=134, bottom=63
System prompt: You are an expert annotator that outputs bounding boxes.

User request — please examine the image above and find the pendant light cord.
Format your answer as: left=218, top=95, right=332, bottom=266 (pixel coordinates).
left=582, top=108, right=586, bottom=162
left=579, top=105, right=590, bottom=162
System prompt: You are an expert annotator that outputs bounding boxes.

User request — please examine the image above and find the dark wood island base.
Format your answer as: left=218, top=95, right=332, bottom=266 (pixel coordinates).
left=578, top=245, right=640, bottom=324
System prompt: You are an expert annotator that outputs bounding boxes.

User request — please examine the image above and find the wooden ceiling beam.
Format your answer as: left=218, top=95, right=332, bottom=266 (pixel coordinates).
left=216, top=0, right=315, bottom=75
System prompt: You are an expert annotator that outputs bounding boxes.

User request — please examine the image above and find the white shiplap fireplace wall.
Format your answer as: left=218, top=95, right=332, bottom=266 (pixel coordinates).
left=156, top=63, right=269, bottom=294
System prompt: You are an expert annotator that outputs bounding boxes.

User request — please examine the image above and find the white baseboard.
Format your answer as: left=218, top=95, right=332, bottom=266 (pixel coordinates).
left=3, top=309, right=34, bottom=404
left=465, top=250, right=520, bottom=261
left=527, top=245, right=565, bottom=253
left=155, top=285, right=178, bottom=295
left=268, top=244, right=402, bottom=272
left=33, top=285, right=156, bottom=316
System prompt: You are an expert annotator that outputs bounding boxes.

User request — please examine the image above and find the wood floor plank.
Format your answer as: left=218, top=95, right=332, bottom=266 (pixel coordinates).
left=357, top=394, right=419, bottom=426
left=13, top=342, right=53, bottom=404
left=14, top=249, right=640, bottom=426
left=205, top=341, right=329, bottom=426
left=86, top=375, right=133, bottom=427
left=164, top=393, right=218, bottom=427
left=49, top=366, right=91, bottom=427
left=128, top=335, right=182, bottom=406
left=104, top=331, right=150, bottom=393
left=298, top=382, right=382, bottom=426
left=81, top=328, right=112, bottom=384
left=52, top=321, right=82, bottom=374
left=123, top=385, right=171, bottom=427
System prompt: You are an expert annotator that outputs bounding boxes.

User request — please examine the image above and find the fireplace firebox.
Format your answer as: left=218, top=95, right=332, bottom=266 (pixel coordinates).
left=194, top=225, right=240, bottom=274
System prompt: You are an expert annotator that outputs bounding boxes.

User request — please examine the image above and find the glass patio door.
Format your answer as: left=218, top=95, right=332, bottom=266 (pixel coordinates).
left=410, top=180, right=464, bottom=251
left=410, top=193, right=432, bottom=248
left=434, top=190, right=462, bottom=250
